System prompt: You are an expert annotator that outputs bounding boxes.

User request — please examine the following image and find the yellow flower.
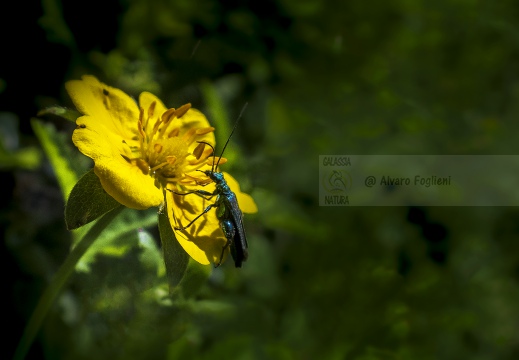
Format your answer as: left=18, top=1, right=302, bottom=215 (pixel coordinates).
left=66, top=75, right=257, bottom=265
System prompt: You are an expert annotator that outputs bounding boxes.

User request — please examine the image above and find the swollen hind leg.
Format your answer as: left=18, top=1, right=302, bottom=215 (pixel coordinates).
left=216, top=220, right=235, bottom=267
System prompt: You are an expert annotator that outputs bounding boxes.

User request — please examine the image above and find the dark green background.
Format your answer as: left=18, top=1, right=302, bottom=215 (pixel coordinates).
left=3, top=0, right=519, bottom=359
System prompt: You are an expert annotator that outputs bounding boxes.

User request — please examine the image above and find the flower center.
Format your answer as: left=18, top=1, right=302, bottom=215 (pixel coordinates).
left=128, top=101, right=217, bottom=189
left=148, top=137, right=187, bottom=179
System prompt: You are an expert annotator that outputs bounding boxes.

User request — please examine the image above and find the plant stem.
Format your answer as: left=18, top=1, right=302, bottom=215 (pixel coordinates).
left=13, top=206, right=123, bottom=360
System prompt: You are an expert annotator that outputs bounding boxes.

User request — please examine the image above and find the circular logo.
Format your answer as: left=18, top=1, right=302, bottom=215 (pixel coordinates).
left=322, top=169, right=352, bottom=194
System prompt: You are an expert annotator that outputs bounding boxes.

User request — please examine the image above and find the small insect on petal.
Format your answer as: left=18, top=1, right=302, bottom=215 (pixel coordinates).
left=193, top=142, right=206, bottom=160
left=102, top=88, right=111, bottom=109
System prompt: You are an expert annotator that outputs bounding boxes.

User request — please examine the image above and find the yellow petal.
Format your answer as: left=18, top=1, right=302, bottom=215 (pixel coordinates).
left=66, top=75, right=140, bottom=142
left=235, top=192, right=258, bottom=214
left=70, top=83, right=163, bottom=210
left=223, top=172, right=258, bottom=214
left=72, top=126, right=164, bottom=209
left=72, top=113, right=132, bottom=161
left=94, top=158, right=163, bottom=210
left=179, top=108, right=216, bottom=153
left=138, top=91, right=168, bottom=132
left=165, top=171, right=256, bottom=266
left=166, top=183, right=228, bottom=265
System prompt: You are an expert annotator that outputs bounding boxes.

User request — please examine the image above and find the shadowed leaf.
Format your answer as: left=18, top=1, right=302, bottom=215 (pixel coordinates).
left=31, top=118, right=82, bottom=200
left=37, top=106, right=82, bottom=122
left=65, top=169, right=121, bottom=230
left=159, top=209, right=189, bottom=293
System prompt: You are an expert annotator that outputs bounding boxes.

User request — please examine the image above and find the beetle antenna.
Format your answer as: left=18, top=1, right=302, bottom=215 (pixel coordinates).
left=195, top=141, right=216, bottom=171
left=215, top=102, right=248, bottom=170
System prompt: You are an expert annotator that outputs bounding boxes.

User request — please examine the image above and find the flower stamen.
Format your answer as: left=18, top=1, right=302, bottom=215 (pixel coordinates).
left=174, top=103, right=191, bottom=118
left=196, top=127, right=215, bottom=135
left=193, top=142, right=206, bottom=160
left=166, top=156, right=177, bottom=165
left=161, top=108, right=177, bottom=124
left=128, top=100, right=218, bottom=192
left=168, top=128, right=180, bottom=138
left=148, top=101, right=156, bottom=119
left=182, top=128, right=197, bottom=145
left=150, top=162, right=169, bottom=172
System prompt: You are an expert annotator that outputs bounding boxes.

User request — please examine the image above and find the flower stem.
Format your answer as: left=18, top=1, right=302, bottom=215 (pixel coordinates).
left=13, top=205, right=124, bottom=360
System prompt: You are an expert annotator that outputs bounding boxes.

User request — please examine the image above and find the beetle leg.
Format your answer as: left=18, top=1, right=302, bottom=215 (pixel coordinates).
left=174, top=203, right=216, bottom=230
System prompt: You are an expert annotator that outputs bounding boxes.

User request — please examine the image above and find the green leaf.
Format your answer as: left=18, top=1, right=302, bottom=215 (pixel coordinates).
left=158, top=210, right=189, bottom=292
left=13, top=207, right=124, bottom=360
left=158, top=202, right=212, bottom=298
left=37, top=106, right=82, bottom=122
left=177, top=258, right=212, bottom=299
left=31, top=118, right=83, bottom=200
left=65, top=169, right=121, bottom=230
left=76, top=207, right=158, bottom=272
left=138, top=229, right=166, bottom=277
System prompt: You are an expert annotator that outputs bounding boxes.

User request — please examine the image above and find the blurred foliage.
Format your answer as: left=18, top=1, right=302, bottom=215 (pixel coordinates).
left=3, top=0, right=519, bottom=359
